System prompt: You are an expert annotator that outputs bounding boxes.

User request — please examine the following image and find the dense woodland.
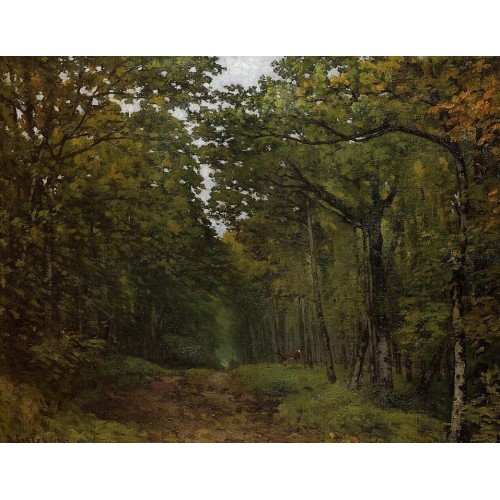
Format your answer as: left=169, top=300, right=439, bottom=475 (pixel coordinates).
left=0, top=56, right=498, bottom=442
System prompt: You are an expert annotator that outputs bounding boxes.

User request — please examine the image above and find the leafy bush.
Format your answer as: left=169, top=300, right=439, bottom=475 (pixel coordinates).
left=24, top=333, right=107, bottom=396
left=465, top=366, right=500, bottom=442
left=0, top=376, right=46, bottom=442
left=1, top=340, right=170, bottom=442
left=79, top=354, right=168, bottom=389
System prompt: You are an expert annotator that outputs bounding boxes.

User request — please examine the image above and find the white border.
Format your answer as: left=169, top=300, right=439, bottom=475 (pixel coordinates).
left=1, top=443, right=498, bottom=499
left=1, top=1, right=499, bottom=55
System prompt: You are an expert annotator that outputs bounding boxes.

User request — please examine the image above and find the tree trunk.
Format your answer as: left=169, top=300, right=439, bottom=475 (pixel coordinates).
left=306, top=199, right=336, bottom=383
left=405, top=358, right=413, bottom=382
left=300, top=262, right=315, bottom=367
left=394, top=348, right=402, bottom=375
left=417, top=338, right=447, bottom=394
left=362, top=230, right=379, bottom=384
left=363, top=206, right=394, bottom=389
left=448, top=154, right=469, bottom=443
left=244, top=307, right=257, bottom=363
left=347, top=228, right=370, bottom=388
left=299, top=296, right=314, bottom=368
left=273, top=296, right=287, bottom=356
left=44, top=237, right=54, bottom=325
left=348, top=325, right=369, bottom=390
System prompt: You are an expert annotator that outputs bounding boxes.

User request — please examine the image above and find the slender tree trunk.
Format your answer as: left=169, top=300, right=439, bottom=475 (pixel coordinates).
left=244, top=307, right=257, bottom=362
left=309, top=303, right=320, bottom=364
left=273, top=296, right=287, bottom=356
left=42, top=174, right=59, bottom=330
left=387, top=218, right=403, bottom=378
left=362, top=230, right=379, bottom=384
left=348, top=325, right=369, bottom=390
left=44, top=237, right=54, bottom=325
left=299, top=295, right=313, bottom=368
left=449, top=281, right=467, bottom=440
left=149, top=303, right=156, bottom=357
left=278, top=306, right=287, bottom=353
left=306, top=199, right=336, bottom=383
left=272, top=297, right=280, bottom=357
left=300, top=263, right=315, bottom=367
left=266, top=315, right=278, bottom=362
left=266, top=317, right=277, bottom=362
left=417, top=338, right=447, bottom=394
left=394, top=348, right=402, bottom=375
left=340, top=343, right=348, bottom=368
left=449, top=154, right=470, bottom=443
left=405, top=358, right=413, bottom=382
left=347, top=228, right=369, bottom=388
left=77, top=284, right=83, bottom=336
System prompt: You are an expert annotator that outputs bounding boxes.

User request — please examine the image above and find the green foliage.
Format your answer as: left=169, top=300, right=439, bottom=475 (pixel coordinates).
left=0, top=56, right=231, bottom=379
left=41, top=408, right=148, bottom=443
left=0, top=354, right=170, bottom=442
left=80, top=354, right=168, bottom=390
left=234, top=364, right=445, bottom=442
left=40, top=355, right=171, bottom=442
left=26, top=334, right=107, bottom=395
left=0, top=377, right=46, bottom=442
left=465, top=366, right=500, bottom=442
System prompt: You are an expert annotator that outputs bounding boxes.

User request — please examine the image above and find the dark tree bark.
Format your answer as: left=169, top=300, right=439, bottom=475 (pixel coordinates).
left=362, top=203, right=394, bottom=389
left=272, top=296, right=287, bottom=356
left=449, top=155, right=469, bottom=442
left=417, top=338, right=448, bottom=394
left=306, top=199, right=337, bottom=383
left=243, top=307, right=257, bottom=363
left=348, top=325, right=369, bottom=390
left=299, top=295, right=314, bottom=368
left=394, top=348, right=402, bottom=375
left=405, top=358, right=413, bottom=382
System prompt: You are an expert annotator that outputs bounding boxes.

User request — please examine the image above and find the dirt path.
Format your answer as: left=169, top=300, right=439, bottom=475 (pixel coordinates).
left=89, top=370, right=318, bottom=442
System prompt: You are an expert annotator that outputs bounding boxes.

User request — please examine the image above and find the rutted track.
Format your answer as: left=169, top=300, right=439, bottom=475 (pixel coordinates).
left=88, top=370, right=319, bottom=442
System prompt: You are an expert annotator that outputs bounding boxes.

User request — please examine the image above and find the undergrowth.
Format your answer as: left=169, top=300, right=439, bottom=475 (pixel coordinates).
left=2, top=358, right=450, bottom=442
left=233, top=363, right=446, bottom=442
left=1, top=355, right=168, bottom=442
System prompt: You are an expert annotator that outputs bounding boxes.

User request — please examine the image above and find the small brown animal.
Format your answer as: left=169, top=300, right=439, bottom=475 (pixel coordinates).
left=277, top=349, right=303, bottom=366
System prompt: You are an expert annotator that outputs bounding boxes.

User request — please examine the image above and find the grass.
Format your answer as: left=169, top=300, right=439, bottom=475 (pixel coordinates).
left=40, top=404, right=149, bottom=443
left=233, top=363, right=447, bottom=442
left=2, top=356, right=449, bottom=442
left=87, top=354, right=170, bottom=388
left=73, top=354, right=170, bottom=406
left=184, top=367, right=218, bottom=385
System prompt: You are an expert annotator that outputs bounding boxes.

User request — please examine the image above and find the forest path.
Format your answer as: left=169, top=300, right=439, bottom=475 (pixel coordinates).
left=89, top=369, right=318, bottom=442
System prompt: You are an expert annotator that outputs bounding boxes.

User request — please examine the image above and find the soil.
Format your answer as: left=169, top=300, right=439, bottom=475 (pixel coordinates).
left=88, top=370, right=320, bottom=442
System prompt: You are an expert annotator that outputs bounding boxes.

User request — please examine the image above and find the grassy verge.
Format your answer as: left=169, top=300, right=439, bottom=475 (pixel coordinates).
left=51, top=355, right=172, bottom=442
left=1, top=355, right=170, bottom=442
left=233, top=363, right=446, bottom=442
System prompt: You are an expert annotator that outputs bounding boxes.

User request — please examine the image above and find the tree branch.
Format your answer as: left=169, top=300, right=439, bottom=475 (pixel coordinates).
left=284, top=157, right=361, bottom=228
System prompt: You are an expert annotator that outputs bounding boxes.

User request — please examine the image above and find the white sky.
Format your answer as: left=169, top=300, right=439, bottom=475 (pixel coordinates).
left=210, top=56, right=280, bottom=89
